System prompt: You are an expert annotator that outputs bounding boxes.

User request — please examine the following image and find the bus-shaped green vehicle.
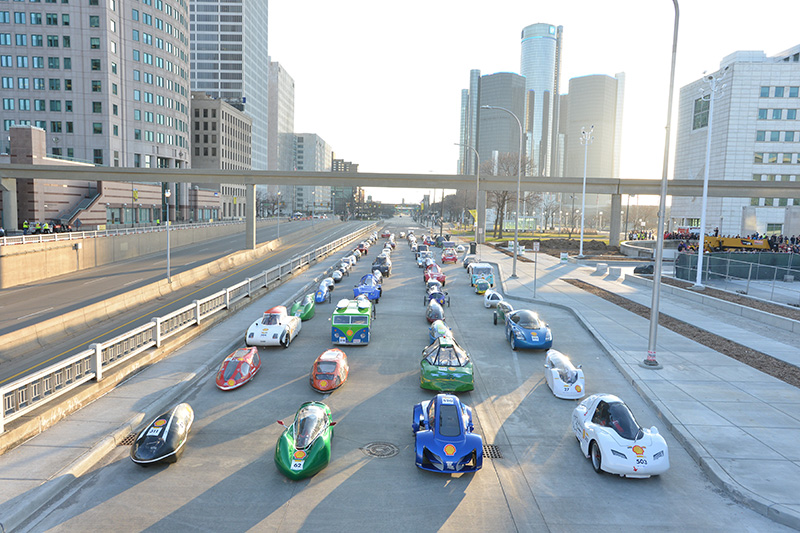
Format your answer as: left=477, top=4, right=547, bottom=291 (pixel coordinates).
left=331, top=298, right=373, bottom=345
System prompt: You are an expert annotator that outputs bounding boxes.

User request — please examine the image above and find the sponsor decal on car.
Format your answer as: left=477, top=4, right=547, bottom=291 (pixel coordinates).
left=631, top=445, right=646, bottom=457
left=154, top=419, right=167, bottom=427
left=444, top=444, right=456, bottom=456
left=319, top=380, right=328, bottom=388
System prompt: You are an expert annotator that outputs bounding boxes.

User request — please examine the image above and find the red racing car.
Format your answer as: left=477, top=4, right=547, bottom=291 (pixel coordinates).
left=424, top=263, right=447, bottom=286
left=215, top=346, right=262, bottom=390
left=310, top=349, right=350, bottom=392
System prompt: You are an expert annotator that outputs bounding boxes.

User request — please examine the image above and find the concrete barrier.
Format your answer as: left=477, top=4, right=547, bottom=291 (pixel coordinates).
left=608, top=266, right=622, bottom=279
left=595, top=263, right=608, bottom=275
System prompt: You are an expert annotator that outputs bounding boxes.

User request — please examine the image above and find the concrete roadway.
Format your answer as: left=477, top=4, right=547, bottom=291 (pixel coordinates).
left=0, top=220, right=371, bottom=386
left=19, top=218, right=786, bottom=532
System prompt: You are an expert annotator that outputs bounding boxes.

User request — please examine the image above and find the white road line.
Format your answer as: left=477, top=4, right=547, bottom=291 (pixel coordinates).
left=83, top=278, right=105, bottom=285
left=184, top=261, right=197, bottom=267
left=123, top=278, right=144, bottom=287
left=511, top=350, right=522, bottom=384
left=18, top=307, right=54, bottom=320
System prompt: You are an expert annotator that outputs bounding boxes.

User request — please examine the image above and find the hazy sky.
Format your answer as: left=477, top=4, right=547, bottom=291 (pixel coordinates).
left=270, top=0, right=799, bottom=204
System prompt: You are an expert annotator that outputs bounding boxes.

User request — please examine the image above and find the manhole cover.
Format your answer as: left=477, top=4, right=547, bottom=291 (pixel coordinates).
left=361, top=442, right=399, bottom=458
left=117, top=433, right=137, bottom=446
left=483, top=444, right=502, bottom=459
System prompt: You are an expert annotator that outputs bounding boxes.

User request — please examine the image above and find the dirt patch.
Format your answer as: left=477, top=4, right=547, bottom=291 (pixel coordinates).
left=564, top=278, right=800, bottom=389
left=491, top=239, right=634, bottom=262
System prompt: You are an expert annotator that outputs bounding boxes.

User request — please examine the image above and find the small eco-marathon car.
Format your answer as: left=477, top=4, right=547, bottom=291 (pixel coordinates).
left=310, top=349, right=349, bottom=392
left=353, top=273, right=382, bottom=302
left=428, top=319, right=451, bottom=344
left=412, top=393, right=482, bottom=473
left=245, top=306, right=302, bottom=348
left=275, top=401, right=336, bottom=480
left=543, top=349, right=585, bottom=399
left=441, top=248, right=458, bottom=264
left=505, top=309, right=552, bottom=350
left=469, top=263, right=495, bottom=287
left=423, top=263, right=447, bottom=285
left=420, top=335, right=474, bottom=392
left=315, top=277, right=335, bottom=303
left=426, top=299, right=445, bottom=323
left=130, top=403, right=194, bottom=465
left=474, top=278, right=491, bottom=294
left=493, top=301, right=514, bottom=325
left=331, top=298, right=373, bottom=345
left=572, top=394, right=669, bottom=478
left=215, top=346, right=261, bottom=390
left=290, top=293, right=316, bottom=321
left=483, top=289, right=503, bottom=308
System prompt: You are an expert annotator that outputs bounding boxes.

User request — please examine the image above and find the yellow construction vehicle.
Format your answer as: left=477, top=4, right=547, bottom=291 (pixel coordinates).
left=703, top=236, right=772, bottom=252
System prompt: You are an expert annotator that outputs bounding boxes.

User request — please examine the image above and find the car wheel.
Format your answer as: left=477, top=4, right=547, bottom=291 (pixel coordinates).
left=590, top=441, right=603, bottom=474
left=493, top=312, right=497, bottom=325
left=282, top=332, right=291, bottom=348
left=511, top=336, right=517, bottom=351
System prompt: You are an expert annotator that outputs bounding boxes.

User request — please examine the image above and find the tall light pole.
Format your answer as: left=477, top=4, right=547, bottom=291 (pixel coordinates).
left=454, top=142, right=481, bottom=246
left=578, top=125, right=594, bottom=258
left=644, top=0, right=679, bottom=369
left=694, top=67, right=727, bottom=289
left=276, top=191, right=281, bottom=239
left=164, top=187, right=172, bottom=283
left=481, top=105, right=523, bottom=277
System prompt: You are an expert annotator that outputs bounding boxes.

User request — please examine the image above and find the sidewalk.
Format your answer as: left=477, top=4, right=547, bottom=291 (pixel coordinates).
left=0, top=254, right=340, bottom=532
left=480, top=244, right=800, bottom=530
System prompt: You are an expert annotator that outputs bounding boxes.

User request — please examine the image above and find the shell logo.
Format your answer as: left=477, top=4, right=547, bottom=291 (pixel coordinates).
left=318, top=380, right=328, bottom=388
left=293, top=450, right=307, bottom=460
left=632, top=445, right=645, bottom=457
left=443, top=444, right=456, bottom=456
left=346, top=329, right=353, bottom=337
left=227, top=379, right=236, bottom=387
left=575, top=385, right=582, bottom=393
left=154, top=419, right=167, bottom=427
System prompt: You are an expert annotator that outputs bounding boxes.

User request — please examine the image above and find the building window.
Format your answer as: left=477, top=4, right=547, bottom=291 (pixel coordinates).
left=770, top=131, right=780, bottom=142
left=91, top=80, right=101, bottom=91
left=45, top=13, right=57, bottom=25
left=756, top=131, right=766, bottom=142
left=48, top=78, right=59, bottom=90
left=63, top=57, right=70, bottom=69
left=112, top=103, right=117, bottom=115
left=49, top=99, right=60, bottom=111
left=783, top=153, right=792, bottom=164
left=768, top=153, right=778, bottom=164
left=34, top=99, right=45, bottom=111
left=92, top=122, right=102, bottom=134
left=791, top=87, right=799, bottom=98
left=775, top=87, right=785, bottom=98
left=788, top=109, right=797, bottom=120
left=61, top=14, right=69, bottom=26
left=754, top=153, right=763, bottom=163
left=47, top=56, right=58, bottom=68
left=93, top=149, right=103, bottom=165
left=786, top=131, right=796, bottom=142
left=65, top=122, right=72, bottom=133
left=91, top=58, right=100, bottom=70
left=113, top=124, right=118, bottom=136
left=47, top=35, right=58, bottom=47
left=772, top=109, right=783, bottom=120
left=15, top=34, right=27, bottom=46
left=31, top=34, right=43, bottom=46
left=62, top=35, right=69, bottom=48
left=92, top=101, right=101, bottom=113
left=134, top=128, right=141, bottom=140
left=50, top=121, right=62, bottom=132
left=760, top=86, right=770, bottom=97
left=89, top=15, right=99, bottom=27
left=65, top=100, right=72, bottom=111
left=758, top=109, right=768, bottom=120
left=90, top=37, right=100, bottom=49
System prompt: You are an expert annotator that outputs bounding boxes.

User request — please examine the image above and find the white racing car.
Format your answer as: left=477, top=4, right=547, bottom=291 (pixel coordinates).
left=544, top=349, right=585, bottom=399
left=483, top=289, right=503, bottom=308
left=245, top=306, right=302, bottom=348
left=572, top=394, right=669, bottom=478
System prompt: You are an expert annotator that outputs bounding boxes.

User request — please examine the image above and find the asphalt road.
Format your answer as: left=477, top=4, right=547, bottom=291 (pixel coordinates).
left=0, top=220, right=372, bottom=386
left=21, top=218, right=789, bottom=532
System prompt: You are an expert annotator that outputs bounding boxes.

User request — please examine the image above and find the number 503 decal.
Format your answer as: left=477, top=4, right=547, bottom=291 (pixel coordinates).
left=636, top=459, right=647, bottom=465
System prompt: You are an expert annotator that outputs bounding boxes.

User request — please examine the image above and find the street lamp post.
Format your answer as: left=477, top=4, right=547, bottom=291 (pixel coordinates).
left=644, top=0, right=679, bottom=369
left=578, top=125, right=594, bottom=258
left=694, top=67, right=727, bottom=289
left=276, top=191, right=281, bottom=239
left=481, top=105, right=523, bottom=277
left=164, top=187, right=172, bottom=283
left=456, top=142, right=481, bottom=252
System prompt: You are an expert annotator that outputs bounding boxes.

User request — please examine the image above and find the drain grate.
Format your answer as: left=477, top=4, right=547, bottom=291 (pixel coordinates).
left=117, top=433, right=136, bottom=446
left=361, top=442, right=399, bottom=458
left=483, top=444, right=502, bottom=459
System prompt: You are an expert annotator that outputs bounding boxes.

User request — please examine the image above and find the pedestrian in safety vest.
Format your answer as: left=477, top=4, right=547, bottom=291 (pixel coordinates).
left=23, top=220, right=29, bottom=235
left=42, top=221, right=50, bottom=234
left=34, top=221, right=41, bottom=233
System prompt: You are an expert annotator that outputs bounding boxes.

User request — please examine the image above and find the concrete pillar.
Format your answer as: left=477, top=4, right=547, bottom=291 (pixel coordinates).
left=609, top=193, right=622, bottom=248
left=476, top=191, right=487, bottom=244
left=0, top=178, right=18, bottom=232
left=245, top=183, right=256, bottom=249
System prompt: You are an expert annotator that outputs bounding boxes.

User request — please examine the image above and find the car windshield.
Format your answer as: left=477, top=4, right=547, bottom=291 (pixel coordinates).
left=351, top=315, right=368, bottom=325
left=427, top=303, right=444, bottom=320
left=315, top=373, right=335, bottom=381
left=317, top=361, right=337, bottom=373
left=426, top=280, right=442, bottom=291
left=302, top=294, right=314, bottom=306
left=607, top=402, right=643, bottom=440
left=472, top=265, right=492, bottom=276
left=222, top=360, right=244, bottom=380
left=332, top=316, right=350, bottom=325
left=515, top=311, right=543, bottom=329
left=261, top=314, right=279, bottom=326
left=549, top=351, right=578, bottom=384
left=425, top=342, right=469, bottom=367
left=293, top=404, right=328, bottom=449
left=359, top=275, right=376, bottom=286
left=438, top=404, right=462, bottom=437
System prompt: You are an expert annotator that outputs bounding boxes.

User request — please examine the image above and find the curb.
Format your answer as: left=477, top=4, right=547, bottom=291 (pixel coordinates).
left=493, top=260, right=800, bottom=531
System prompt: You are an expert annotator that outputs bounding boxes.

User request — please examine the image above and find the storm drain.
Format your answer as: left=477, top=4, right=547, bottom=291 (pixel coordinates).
left=361, top=442, right=399, bottom=458
left=483, top=444, right=502, bottom=459
left=117, top=433, right=137, bottom=446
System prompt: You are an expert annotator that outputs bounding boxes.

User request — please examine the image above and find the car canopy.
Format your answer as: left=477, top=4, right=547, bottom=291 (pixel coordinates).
left=423, top=336, right=469, bottom=367
left=512, top=310, right=545, bottom=329
left=293, top=403, right=330, bottom=449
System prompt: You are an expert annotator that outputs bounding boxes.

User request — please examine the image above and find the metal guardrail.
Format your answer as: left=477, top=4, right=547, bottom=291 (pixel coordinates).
left=0, top=218, right=279, bottom=246
left=0, top=223, right=377, bottom=432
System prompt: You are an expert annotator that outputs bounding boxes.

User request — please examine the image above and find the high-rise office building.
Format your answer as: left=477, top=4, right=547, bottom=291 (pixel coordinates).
left=520, top=23, right=563, bottom=177
left=477, top=72, right=526, bottom=165
left=190, top=0, right=268, bottom=169
left=672, top=45, right=800, bottom=236
left=267, top=61, right=295, bottom=174
left=293, top=134, right=332, bottom=214
left=0, top=0, right=191, bottom=169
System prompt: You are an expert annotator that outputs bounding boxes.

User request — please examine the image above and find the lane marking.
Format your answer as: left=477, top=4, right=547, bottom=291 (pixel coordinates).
left=18, top=307, right=54, bottom=321
left=123, top=278, right=144, bottom=287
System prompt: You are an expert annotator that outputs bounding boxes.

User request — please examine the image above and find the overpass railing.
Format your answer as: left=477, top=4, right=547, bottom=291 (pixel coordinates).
left=0, top=223, right=377, bottom=433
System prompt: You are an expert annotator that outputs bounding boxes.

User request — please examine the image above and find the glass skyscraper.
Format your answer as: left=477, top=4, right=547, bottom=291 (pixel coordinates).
left=190, top=0, right=268, bottom=169
left=520, top=23, right=563, bottom=177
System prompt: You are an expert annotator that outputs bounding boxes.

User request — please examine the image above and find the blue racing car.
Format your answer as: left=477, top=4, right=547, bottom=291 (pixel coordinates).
left=504, top=309, right=553, bottom=350
left=412, top=393, right=482, bottom=474
left=353, top=274, right=382, bottom=303
left=315, top=278, right=335, bottom=304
